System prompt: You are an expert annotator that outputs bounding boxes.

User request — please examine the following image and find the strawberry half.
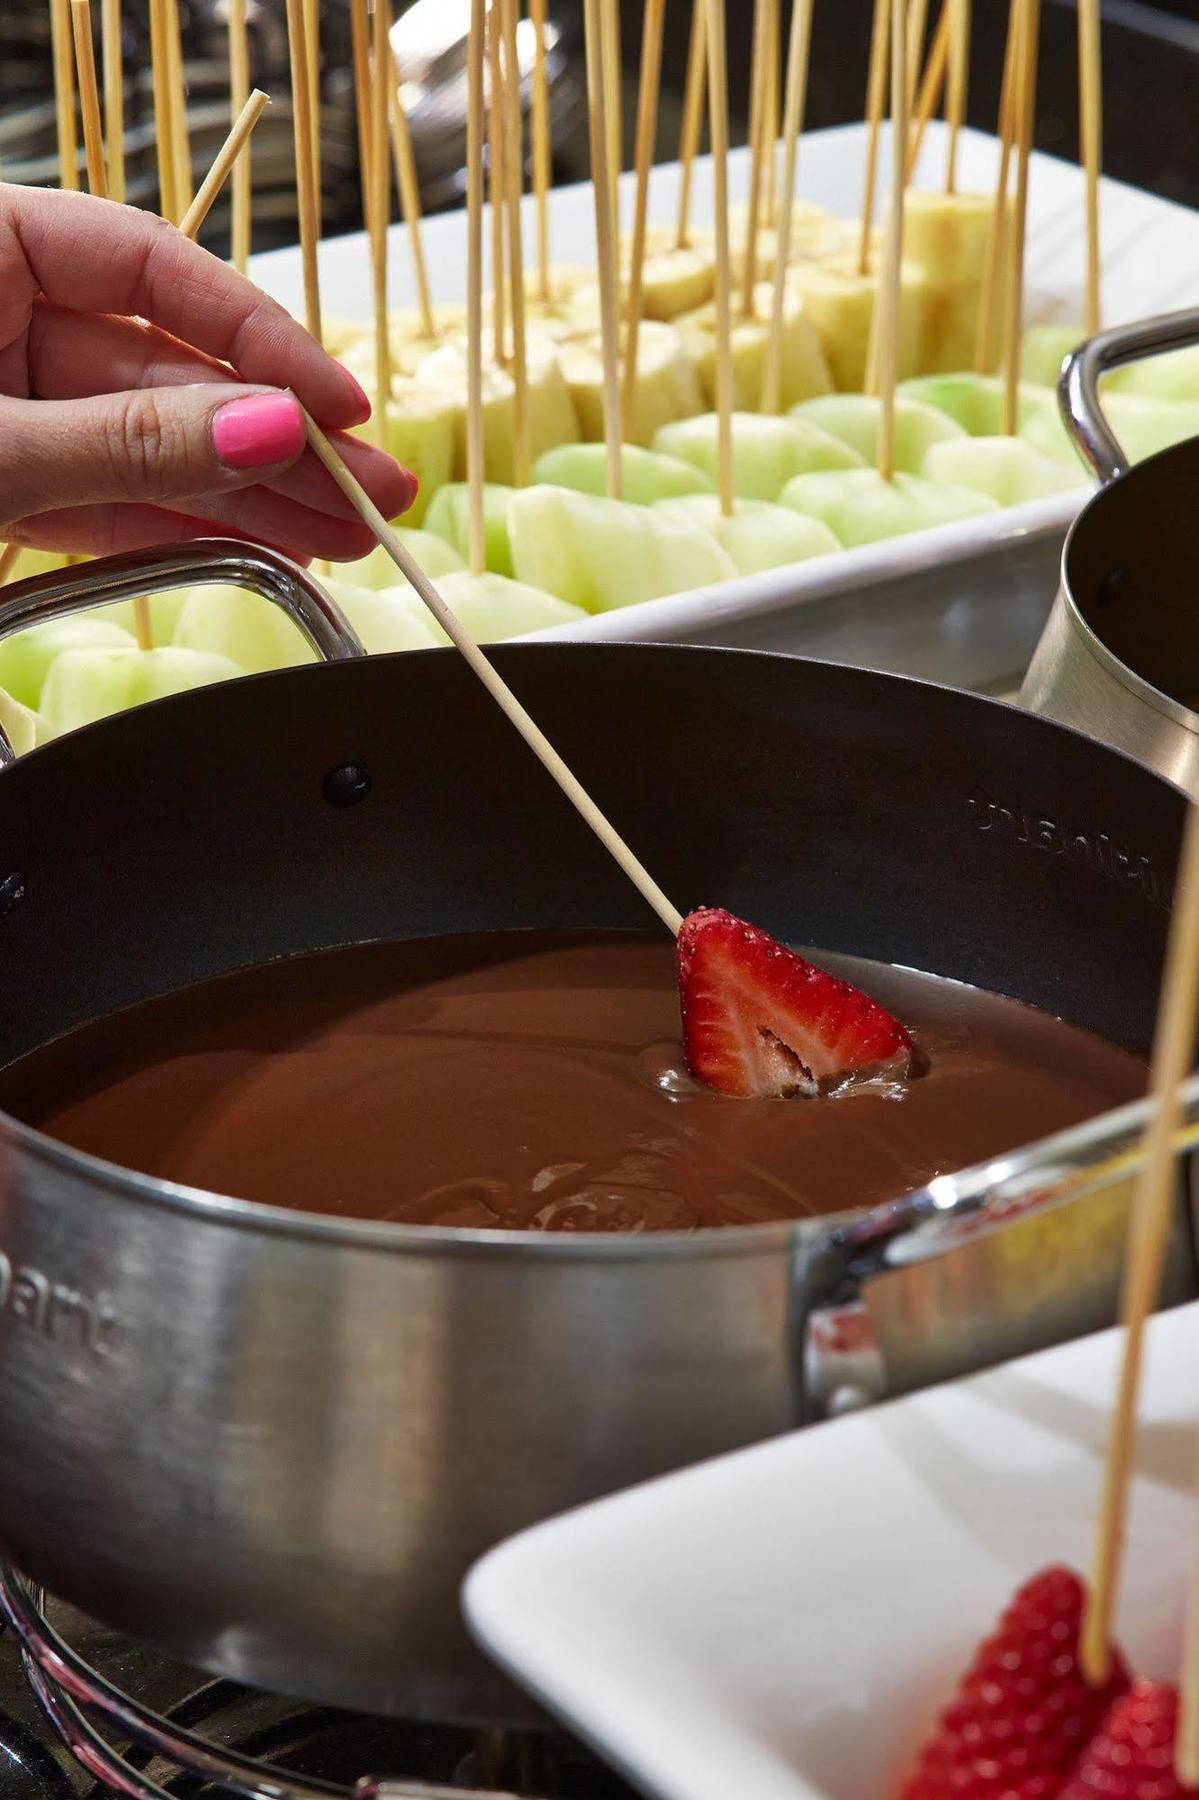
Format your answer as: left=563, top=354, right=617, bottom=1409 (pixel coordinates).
left=1060, top=1683, right=1199, bottom=1800
left=899, top=1565, right=1130, bottom=1800
left=676, top=908, right=915, bottom=1099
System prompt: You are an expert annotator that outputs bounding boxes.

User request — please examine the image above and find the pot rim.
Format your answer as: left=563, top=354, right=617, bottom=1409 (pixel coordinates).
left=1060, top=439, right=1199, bottom=740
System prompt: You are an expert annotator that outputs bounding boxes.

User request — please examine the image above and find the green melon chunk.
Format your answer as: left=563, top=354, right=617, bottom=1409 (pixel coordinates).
left=338, top=528, right=466, bottom=590
left=789, top=393, right=966, bottom=473
left=1106, top=344, right=1199, bottom=400
left=533, top=442, right=716, bottom=503
left=652, top=411, right=863, bottom=502
left=423, top=483, right=516, bottom=577
left=429, top=571, right=588, bottom=642
left=922, top=436, right=1088, bottom=504
left=320, top=577, right=441, bottom=653
left=1102, top=392, right=1199, bottom=465
left=172, top=584, right=315, bottom=674
left=85, top=592, right=188, bottom=643
left=0, top=616, right=137, bottom=710
left=39, top=647, right=142, bottom=735
left=898, top=373, right=1080, bottom=467
left=0, top=687, right=47, bottom=754
left=1021, top=323, right=1083, bottom=388
left=653, top=494, right=840, bottom=574
left=779, top=468, right=999, bottom=547
left=129, top=646, right=244, bottom=704
left=509, top=484, right=735, bottom=611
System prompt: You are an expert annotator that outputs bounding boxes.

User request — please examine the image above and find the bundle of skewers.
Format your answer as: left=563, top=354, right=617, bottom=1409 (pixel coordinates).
left=7, top=0, right=1199, bottom=741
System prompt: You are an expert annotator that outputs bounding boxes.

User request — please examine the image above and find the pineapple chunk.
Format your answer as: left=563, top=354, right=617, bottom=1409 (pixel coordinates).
left=534, top=442, right=715, bottom=502
left=654, top=494, right=840, bottom=574
left=429, top=571, right=589, bottom=642
left=922, top=436, right=1087, bottom=504
left=780, top=468, right=999, bottom=547
left=675, top=281, right=833, bottom=411
left=902, top=191, right=1009, bottom=373
left=790, top=393, right=966, bottom=473
left=785, top=256, right=926, bottom=392
left=557, top=321, right=703, bottom=447
left=413, top=339, right=579, bottom=484
left=509, top=484, right=735, bottom=611
left=423, top=482, right=517, bottom=576
left=653, top=411, right=863, bottom=501
left=360, top=379, right=456, bottom=527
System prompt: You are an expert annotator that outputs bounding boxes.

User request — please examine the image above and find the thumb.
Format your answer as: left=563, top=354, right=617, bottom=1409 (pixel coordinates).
left=0, top=385, right=307, bottom=527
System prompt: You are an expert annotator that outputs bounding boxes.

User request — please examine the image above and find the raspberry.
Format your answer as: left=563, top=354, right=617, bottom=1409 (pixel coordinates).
left=1060, top=1682, right=1199, bottom=1799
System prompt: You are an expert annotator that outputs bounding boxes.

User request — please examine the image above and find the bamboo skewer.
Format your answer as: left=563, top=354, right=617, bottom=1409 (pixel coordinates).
left=465, top=0, right=487, bottom=575
left=500, top=0, right=530, bottom=485
left=284, top=0, right=323, bottom=341
left=70, top=0, right=108, bottom=198
left=857, top=0, right=889, bottom=274
left=945, top=0, right=970, bottom=192
left=761, top=0, right=814, bottom=414
left=583, top=0, right=623, bottom=501
left=148, top=0, right=176, bottom=219
left=623, top=0, right=667, bottom=437
left=349, top=0, right=372, bottom=237
left=602, top=0, right=622, bottom=235
left=50, top=0, right=80, bottom=192
left=763, top=0, right=780, bottom=227
left=487, top=0, right=507, bottom=366
left=703, top=0, right=734, bottom=520
left=975, top=0, right=1020, bottom=372
left=1080, top=800, right=1199, bottom=1689
left=369, top=0, right=391, bottom=427
left=905, top=0, right=929, bottom=113
left=100, top=0, right=124, bottom=201
left=1078, top=0, right=1102, bottom=335
left=905, top=0, right=950, bottom=181
left=530, top=0, right=552, bottom=303
left=675, top=0, right=706, bottom=249
left=389, top=79, right=436, bottom=339
left=165, top=0, right=192, bottom=217
left=303, top=0, right=322, bottom=235
left=304, top=412, right=684, bottom=937
left=741, top=0, right=771, bottom=319
left=228, top=0, right=253, bottom=272
left=1000, top=0, right=1039, bottom=436
left=1182, top=1525, right=1199, bottom=1782
left=179, top=89, right=269, bottom=240
left=873, top=0, right=908, bottom=481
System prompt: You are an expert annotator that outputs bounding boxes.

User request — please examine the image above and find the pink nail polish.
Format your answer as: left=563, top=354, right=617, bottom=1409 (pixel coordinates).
left=213, top=392, right=305, bottom=470
left=397, top=469, right=420, bottom=514
left=338, top=365, right=373, bottom=426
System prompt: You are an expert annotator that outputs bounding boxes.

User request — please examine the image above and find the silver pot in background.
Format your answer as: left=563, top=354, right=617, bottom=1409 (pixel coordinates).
left=1021, top=308, right=1199, bottom=795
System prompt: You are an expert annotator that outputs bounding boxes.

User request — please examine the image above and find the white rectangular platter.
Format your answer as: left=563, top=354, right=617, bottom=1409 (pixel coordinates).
left=464, top=1300, right=1199, bottom=1800
left=252, top=123, right=1199, bottom=689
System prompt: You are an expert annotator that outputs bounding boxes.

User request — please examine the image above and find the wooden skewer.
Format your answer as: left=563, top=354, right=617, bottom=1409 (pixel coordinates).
left=905, top=0, right=929, bottom=112
left=945, top=0, right=970, bottom=192
left=622, top=0, right=667, bottom=437
left=905, top=0, right=949, bottom=182
left=530, top=0, right=552, bottom=304
left=762, top=0, right=780, bottom=227
left=501, top=0, right=530, bottom=485
left=165, top=0, right=192, bottom=216
left=740, top=0, right=771, bottom=320
left=1000, top=0, right=1039, bottom=436
left=1181, top=1516, right=1199, bottom=1782
left=704, top=0, right=734, bottom=519
left=873, top=0, right=908, bottom=481
left=761, top=0, right=814, bottom=414
left=975, top=0, right=1019, bottom=372
left=303, top=0, right=322, bottom=235
left=148, top=0, right=176, bottom=219
left=285, top=0, right=323, bottom=343
left=1080, top=801, right=1199, bottom=1687
left=100, top=0, right=124, bottom=201
left=228, top=0, right=253, bottom=272
left=304, top=412, right=684, bottom=937
left=70, top=0, right=108, bottom=198
left=1078, top=0, right=1102, bottom=335
left=179, top=89, right=269, bottom=241
left=465, top=0, right=487, bottom=575
left=348, top=0, right=373, bottom=237
left=370, top=0, right=391, bottom=426
left=602, top=0, right=622, bottom=234
left=50, top=0, right=80, bottom=192
left=674, top=0, right=706, bottom=250
left=583, top=0, right=623, bottom=501
left=487, top=0, right=507, bottom=366
left=0, top=546, right=20, bottom=586
left=389, top=78, right=436, bottom=339
left=857, top=0, right=889, bottom=274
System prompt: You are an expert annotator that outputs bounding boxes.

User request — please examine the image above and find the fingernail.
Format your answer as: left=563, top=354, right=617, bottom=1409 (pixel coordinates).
left=338, top=364, right=372, bottom=426
left=213, top=391, right=305, bottom=470
left=397, top=469, right=420, bottom=515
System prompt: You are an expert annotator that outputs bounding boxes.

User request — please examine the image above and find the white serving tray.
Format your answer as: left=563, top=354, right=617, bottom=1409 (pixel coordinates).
left=464, top=1301, right=1199, bottom=1800
left=251, top=123, right=1199, bottom=688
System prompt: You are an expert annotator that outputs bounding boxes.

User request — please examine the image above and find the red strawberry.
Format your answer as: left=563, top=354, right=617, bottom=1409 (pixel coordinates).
left=676, top=908, right=915, bottom=1099
left=900, top=1566, right=1130, bottom=1800
left=1060, top=1683, right=1199, bottom=1799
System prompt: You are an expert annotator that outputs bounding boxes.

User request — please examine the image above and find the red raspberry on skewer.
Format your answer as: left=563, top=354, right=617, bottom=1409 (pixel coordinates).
left=1060, top=1682, right=1199, bottom=1800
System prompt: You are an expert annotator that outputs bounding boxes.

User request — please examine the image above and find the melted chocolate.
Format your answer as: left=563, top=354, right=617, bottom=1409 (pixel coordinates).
left=0, top=931, right=1144, bottom=1231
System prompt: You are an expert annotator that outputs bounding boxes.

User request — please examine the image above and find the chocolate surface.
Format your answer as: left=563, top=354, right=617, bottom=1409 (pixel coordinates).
left=0, top=930, right=1145, bottom=1230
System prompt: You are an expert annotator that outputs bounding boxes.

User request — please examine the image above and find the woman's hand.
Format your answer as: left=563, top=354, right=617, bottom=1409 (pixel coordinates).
left=0, top=184, right=416, bottom=563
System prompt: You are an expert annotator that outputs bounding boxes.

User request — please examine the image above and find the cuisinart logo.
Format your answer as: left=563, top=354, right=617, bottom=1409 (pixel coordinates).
left=0, top=1248, right=120, bottom=1359
left=967, top=798, right=1171, bottom=911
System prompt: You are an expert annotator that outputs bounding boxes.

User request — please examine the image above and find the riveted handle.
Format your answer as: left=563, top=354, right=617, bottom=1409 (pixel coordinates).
left=1060, top=307, right=1199, bottom=484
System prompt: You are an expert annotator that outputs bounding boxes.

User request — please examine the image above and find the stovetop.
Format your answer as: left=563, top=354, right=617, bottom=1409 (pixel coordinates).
left=0, top=1593, right=640, bottom=1800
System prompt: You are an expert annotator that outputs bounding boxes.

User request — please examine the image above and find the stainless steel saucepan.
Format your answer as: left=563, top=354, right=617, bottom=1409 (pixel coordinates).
left=1022, top=307, right=1199, bottom=792
left=0, top=543, right=1190, bottom=1724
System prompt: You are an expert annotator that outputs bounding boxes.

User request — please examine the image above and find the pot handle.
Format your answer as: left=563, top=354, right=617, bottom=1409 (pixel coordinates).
left=1060, top=306, right=1199, bottom=483
left=0, top=538, right=366, bottom=766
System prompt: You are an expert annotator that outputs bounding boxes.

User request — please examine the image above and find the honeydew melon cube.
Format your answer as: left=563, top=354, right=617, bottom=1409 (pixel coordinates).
left=321, top=578, right=441, bottom=654
left=533, top=442, right=716, bottom=503
left=790, top=393, right=966, bottom=473
left=0, top=616, right=137, bottom=710
left=90, top=591, right=188, bottom=643
left=653, top=411, right=864, bottom=501
left=898, top=373, right=1080, bottom=467
left=129, top=646, right=244, bottom=703
left=39, top=647, right=141, bottom=735
left=786, top=258, right=926, bottom=392
left=172, top=584, right=315, bottom=674
left=509, top=484, right=736, bottom=611
left=922, top=435, right=1088, bottom=504
left=423, top=483, right=517, bottom=577
left=428, top=571, right=588, bottom=642
left=338, top=528, right=466, bottom=590
left=654, top=494, right=840, bottom=574
left=1021, top=323, right=1081, bottom=388
left=413, top=339, right=579, bottom=484
left=1102, top=392, right=1199, bottom=465
left=1106, top=344, right=1199, bottom=400
left=674, top=282, right=833, bottom=411
left=0, top=687, right=46, bottom=755
left=375, top=381, right=457, bottom=526
left=557, top=321, right=703, bottom=446
left=779, top=468, right=999, bottom=547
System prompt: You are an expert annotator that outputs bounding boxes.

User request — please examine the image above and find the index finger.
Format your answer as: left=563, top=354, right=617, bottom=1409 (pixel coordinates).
left=0, top=185, right=371, bottom=431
